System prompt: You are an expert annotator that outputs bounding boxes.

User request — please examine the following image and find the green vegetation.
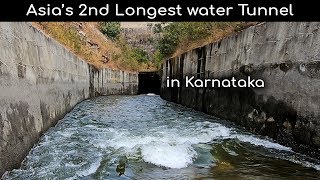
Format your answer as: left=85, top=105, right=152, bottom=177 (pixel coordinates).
left=115, top=39, right=145, bottom=71
left=130, top=48, right=149, bottom=63
left=99, top=22, right=122, bottom=40
left=99, top=23, right=152, bottom=71
left=37, top=22, right=254, bottom=71
left=37, top=22, right=84, bottom=54
left=151, top=22, right=254, bottom=67
left=99, top=22, right=253, bottom=70
left=120, top=45, right=152, bottom=70
left=152, top=50, right=165, bottom=69
left=157, top=22, right=213, bottom=57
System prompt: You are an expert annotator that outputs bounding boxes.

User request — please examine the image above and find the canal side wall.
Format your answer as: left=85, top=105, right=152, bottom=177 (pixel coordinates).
left=0, top=22, right=138, bottom=175
left=161, top=22, right=320, bottom=157
left=92, top=67, right=138, bottom=96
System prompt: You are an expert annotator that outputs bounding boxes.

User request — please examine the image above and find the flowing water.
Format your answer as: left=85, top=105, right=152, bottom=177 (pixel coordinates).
left=4, top=95, right=320, bottom=179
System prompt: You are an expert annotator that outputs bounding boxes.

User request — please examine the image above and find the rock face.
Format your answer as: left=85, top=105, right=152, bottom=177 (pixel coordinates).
left=0, top=22, right=138, bottom=175
left=160, top=22, right=320, bottom=158
left=121, top=22, right=158, bottom=60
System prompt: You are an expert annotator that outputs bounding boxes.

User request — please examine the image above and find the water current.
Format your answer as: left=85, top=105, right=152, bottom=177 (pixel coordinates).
left=4, top=95, right=320, bottom=179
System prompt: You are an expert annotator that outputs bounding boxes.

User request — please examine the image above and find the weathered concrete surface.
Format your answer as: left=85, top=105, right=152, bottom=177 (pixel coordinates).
left=92, top=67, right=138, bottom=96
left=0, top=22, right=138, bottom=175
left=161, top=22, right=320, bottom=158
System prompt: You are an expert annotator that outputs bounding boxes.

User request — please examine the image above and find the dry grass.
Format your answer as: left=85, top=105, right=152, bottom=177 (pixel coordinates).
left=32, top=22, right=134, bottom=71
left=31, top=22, right=257, bottom=71
left=172, top=22, right=257, bottom=57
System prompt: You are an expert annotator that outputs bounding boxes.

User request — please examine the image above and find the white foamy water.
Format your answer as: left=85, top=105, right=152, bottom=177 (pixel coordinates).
left=141, top=143, right=197, bottom=168
left=146, top=93, right=157, bottom=96
left=101, top=120, right=293, bottom=169
left=76, top=157, right=102, bottom=177
left=234, top=135, right=292, bottom=151
left=4, top=95, right=320, bottom=179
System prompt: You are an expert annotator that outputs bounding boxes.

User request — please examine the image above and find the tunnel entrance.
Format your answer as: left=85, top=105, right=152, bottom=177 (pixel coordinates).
left=138, top=71, right=161, bottom=94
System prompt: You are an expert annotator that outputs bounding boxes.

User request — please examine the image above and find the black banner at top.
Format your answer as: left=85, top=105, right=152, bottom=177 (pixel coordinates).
left=0, top=0, right=318, bottom=21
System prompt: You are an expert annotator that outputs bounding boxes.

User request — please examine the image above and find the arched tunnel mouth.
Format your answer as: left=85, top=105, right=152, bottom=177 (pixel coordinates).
left=138, top=71, right=161, bottom=95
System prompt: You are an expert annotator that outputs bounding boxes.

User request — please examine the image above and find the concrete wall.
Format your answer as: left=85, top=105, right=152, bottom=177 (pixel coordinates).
left=161, top=22, right=320, bottom=158
left=92, top=68, right=138, bottom=96
left=0, top=22, right=138, bottom=175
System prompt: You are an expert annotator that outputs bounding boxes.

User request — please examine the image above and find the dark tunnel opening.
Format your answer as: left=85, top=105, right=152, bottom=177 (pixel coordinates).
left=138, top=71, right=161, bottom=95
